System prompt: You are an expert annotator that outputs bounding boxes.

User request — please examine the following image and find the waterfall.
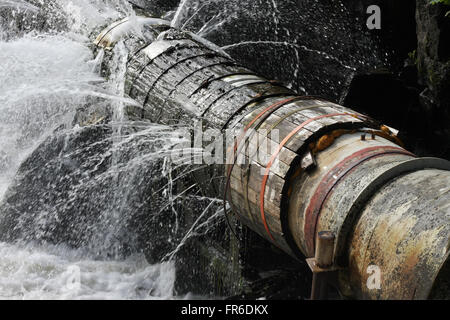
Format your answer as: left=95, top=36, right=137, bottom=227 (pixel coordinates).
left=0, top=0, right=186, bottom=300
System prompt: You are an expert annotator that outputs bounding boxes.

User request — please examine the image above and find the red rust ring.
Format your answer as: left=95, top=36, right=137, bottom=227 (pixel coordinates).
left=226, top=97, right=301, bottom=175
left=303, top=145, right=416, bottom=256
left=260, top=113, right=351, bottom=242
left=223, top=97, right=301, bottom=231
left=243, top=97, right=300, bottom=131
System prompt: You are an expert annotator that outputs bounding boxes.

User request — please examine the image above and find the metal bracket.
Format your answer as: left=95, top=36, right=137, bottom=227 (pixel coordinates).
left=307, top=231, right=340, bottom=300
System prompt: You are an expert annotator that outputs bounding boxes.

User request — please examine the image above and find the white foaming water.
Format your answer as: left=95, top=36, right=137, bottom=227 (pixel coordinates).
left=220, top=41, right=357, bottom=71
left=0, top=242, right=176, bottom=300
left=171, top=0, right=190, bottom=28
left=0, top=0, right=138, bottom=198
left=0, top=0, right=38, bottom=11
left=0, top=0, right=185, bottom=300
left=0, top=35, right=102, bottom=199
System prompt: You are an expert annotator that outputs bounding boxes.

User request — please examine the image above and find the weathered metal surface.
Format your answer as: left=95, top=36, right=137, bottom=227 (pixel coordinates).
left=315, top=231, right=335, bottom=268
left=346, top=169, right=450, bottom=299
left=288, top=134, right=409, bottom=255
left=333, top=157, right=450, bottom=264
left=309, top=231, right=337, bottom=300
left=259, top=113, right=353, bottom=242
left=97, top=20, right=450, bottom=299
left=303, top=145, right=416, bottom=257
left=94, top=17, right=170, bottom=50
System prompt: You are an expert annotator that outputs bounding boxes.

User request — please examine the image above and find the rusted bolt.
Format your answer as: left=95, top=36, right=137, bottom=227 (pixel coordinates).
left=309, top=231, right=336, bottom=300
left=371, top=133, right=376, bottom=140
left=315, top=231, right=335, bottom=268
left=361, top=134, right=366, bottom=141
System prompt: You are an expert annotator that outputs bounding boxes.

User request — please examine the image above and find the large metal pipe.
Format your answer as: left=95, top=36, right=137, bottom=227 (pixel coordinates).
left=96, top=19, right=450, bottom=299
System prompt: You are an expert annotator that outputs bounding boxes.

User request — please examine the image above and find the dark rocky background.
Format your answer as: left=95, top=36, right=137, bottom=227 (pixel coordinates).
left=136, top=0, right=449, bottom=160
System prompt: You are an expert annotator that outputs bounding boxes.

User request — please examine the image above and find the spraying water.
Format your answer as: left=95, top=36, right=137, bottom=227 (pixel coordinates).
left=0, top=0, right=195, bottom=300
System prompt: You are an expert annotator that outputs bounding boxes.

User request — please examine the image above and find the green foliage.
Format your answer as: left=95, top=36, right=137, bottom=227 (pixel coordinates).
left=430, top=0, right=450, bottom=16
left=408, top=49, right=418, bottom=65
left=430, top=0, right=450, bottom=5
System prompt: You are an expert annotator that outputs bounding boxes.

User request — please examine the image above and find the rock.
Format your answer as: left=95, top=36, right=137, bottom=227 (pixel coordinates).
left=415, top=0, right=450, bottom=159
left=416, top=0, right=450, bottom=107
left=0, top=97, right=251, bottom=296
left=128, top=0, right=180, bottom=17
left=0, top=0, right=67, bottom=40
left=173, top=0, right=417, bottom=102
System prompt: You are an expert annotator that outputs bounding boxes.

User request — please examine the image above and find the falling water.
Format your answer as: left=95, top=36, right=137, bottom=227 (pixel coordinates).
left=170, top=0, right=389, bottom=99
left=0, top=0, right=38, bottom=11
left=0, top=0, right=203, bottom=300
left=220, top=40, right=357, bottom=71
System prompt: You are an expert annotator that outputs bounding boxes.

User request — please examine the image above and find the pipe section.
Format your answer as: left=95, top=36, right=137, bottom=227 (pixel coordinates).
left=95, top=20, right=450, bottom=299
